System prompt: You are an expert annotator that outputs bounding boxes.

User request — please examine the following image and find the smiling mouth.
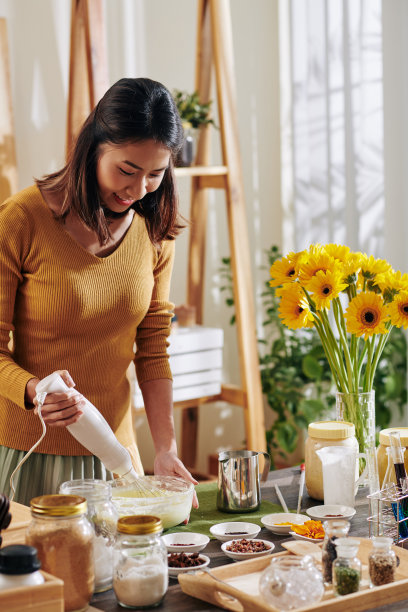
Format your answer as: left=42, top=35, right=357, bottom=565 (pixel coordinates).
left=114, top=193, right=134, bottom=206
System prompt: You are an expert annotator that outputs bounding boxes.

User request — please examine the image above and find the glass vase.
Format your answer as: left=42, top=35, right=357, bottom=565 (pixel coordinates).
left=336, top=391, right=375, bottom=456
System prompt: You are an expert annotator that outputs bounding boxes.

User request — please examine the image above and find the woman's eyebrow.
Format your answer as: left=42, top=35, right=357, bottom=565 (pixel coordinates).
left=123, top=160, right=168, bottom=172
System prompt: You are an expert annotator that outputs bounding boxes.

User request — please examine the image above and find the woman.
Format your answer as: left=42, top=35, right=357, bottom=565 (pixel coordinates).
left=0, top=77, right=198, bottom=506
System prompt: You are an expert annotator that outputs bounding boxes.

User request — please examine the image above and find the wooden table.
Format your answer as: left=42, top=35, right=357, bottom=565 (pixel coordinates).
left=91, top=466, right=408, bottom=612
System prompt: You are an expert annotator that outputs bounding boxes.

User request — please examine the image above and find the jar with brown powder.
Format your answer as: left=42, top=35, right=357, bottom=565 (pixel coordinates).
left=26, top=494, right=94, bottom=612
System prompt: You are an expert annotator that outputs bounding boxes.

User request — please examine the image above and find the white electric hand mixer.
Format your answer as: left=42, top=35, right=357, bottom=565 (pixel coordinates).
left=34, top=371, right=139, bottom=479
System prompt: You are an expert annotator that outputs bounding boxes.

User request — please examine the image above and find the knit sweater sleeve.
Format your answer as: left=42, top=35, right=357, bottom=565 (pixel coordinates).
left=0, top=198, right=38, bottom=408
left=134, top=239, right=175, bottom=385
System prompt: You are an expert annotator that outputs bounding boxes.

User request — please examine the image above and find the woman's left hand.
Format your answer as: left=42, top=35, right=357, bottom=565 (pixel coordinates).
left=154, top=450, right=199, bottom=511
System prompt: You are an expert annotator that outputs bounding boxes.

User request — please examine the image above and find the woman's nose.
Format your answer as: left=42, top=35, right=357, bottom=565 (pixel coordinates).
left=127, top=176, right=147, bottom=201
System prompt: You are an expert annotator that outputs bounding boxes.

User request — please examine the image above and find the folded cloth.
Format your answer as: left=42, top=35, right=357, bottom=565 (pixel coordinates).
left=165, top=481, right=284, bottom=537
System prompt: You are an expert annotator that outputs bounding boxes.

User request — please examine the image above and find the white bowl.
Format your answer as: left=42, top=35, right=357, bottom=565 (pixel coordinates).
left=167, top=553, right=210, bottom=578
left=221, top=539, right=275, bottom=561
left=261, top=513, right=309, bottom=535
left=110, top=475, right=194, bottom=530
left=161, top=532, right=210, bottom=553
left=289, top=531, right=324, bottom=543
left=209, top=522, right=261, bottom=542
left=306, top=505, right=356, bottom=522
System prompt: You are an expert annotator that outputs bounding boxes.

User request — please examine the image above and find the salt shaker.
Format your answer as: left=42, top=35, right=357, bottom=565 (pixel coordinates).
left=332, top=538, right=361, bottom=596
left=369, top=536, right=396, bottom=587
left=59, top=478, right=118, bottom=592
left=0, top=545, right=44, bottom=590
left=113, top=515, right=168, bottom=609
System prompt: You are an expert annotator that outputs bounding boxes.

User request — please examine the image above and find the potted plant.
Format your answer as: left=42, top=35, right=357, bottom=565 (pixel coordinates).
left=172, top=89, right=216, bottom=167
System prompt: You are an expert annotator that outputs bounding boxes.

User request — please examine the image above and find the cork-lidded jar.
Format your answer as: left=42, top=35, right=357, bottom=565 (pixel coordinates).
left=305, top=421, right=358, bottom=500
left=26, top=494, right=94, bottom=612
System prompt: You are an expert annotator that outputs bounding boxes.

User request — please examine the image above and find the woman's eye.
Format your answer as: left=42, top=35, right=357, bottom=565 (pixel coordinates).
left=119, top=168, right=133, bottom=176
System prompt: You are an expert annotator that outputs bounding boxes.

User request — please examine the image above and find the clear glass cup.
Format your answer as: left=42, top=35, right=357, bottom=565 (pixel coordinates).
left=59, top=478, right=118, bottom=593
left=259, top=555, right=324, bottom=610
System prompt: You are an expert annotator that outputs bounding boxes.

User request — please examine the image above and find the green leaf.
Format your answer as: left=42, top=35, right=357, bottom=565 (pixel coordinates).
left=275, top=423, right=298, bottom=454
left=302, top=355, right=323, bottom=380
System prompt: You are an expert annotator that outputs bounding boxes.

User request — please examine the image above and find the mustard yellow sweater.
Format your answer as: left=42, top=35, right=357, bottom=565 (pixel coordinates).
left=0, top=185, right=174, bottom=454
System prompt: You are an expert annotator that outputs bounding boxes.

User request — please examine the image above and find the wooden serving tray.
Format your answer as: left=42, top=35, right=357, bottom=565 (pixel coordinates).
left=0, top=570, right=64, bottom=612
left=178, top=538, right=408, bottom=611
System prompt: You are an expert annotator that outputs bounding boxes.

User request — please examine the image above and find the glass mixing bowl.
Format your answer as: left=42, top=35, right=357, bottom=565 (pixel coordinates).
left=110, top=475, right=194, bottom=530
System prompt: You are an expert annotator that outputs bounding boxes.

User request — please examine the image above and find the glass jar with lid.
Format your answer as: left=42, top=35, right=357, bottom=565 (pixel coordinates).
left=368, top=536, right=396, bottom=586
left=259, top=555, right=324, bottom=610
left=305, top=421, right=359, bottom=500
left=25, top=494, right=94, bottom=612
left=113, top=515, right=168, bottom=609
left=377, top=427, right=408, bottom=488
left=59, top=478, right=118, bottom=593
left=333, top=538, right=361, bottom=596
left=321, top=519, right=350, bottom=584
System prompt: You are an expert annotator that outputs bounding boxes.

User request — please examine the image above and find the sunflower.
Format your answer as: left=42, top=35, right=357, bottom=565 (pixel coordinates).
left=278, top=284, right=314, bottom=330
left=269, top=256, right=297, bottom=287
left=307, top=270, right=348, bottom=310
left=323, top=243, right=351, bottom=263
left=375, top=270, right=408, bottom=295
left=387, top=291, right=408, bottom=329
left=345, top=292, right=389, bottom=339
left=358, top=255, right=393, bottom=288
left=297, top=251, right=340, bottom=287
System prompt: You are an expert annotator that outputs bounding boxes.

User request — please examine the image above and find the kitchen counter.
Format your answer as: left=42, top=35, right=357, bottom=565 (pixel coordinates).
left=91, top=466, right=408, bottom=612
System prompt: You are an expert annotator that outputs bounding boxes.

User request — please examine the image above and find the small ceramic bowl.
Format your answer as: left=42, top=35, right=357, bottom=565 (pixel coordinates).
left=289, top=531, right=324, bottom=543
left=209, top=522, right=261, bottom=542
left=167, top=553, right=210, bottom=578
left=306, top=505, right=356, bottom=522
left=161, top=532, right=210, bottom=553
left=221, top=539, right=275, bottom=561
left=261, top=513, right=309, bottom=535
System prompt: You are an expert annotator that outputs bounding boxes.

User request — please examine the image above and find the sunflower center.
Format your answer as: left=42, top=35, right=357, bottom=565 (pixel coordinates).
left=361, top=309, right=378, bottom=326
left=402, top=304, right=408, bottom=315
left=297, top=306, right=304, bottom=314
left=322, top=285, right=331, bottom=295
left=288, top=268, right=296, bottom=277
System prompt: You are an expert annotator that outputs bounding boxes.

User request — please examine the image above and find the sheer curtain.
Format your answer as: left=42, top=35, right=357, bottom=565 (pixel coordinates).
left=280, top=0, right=384, bottom=256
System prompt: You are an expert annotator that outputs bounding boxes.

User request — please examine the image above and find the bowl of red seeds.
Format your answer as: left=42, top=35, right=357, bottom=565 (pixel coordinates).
left=167, top=552, right=210, bottom=578
left=221, top=538, right=275, bottom=561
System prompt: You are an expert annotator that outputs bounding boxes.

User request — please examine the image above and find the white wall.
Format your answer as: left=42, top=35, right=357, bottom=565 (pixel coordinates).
left=0, top=0, right=282, bottom=473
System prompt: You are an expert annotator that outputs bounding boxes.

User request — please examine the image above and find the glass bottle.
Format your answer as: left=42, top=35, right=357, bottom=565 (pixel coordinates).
left=0, top=544, right=44, bottom=590
left=59, top=478, right=118, bottom=593
left=383, top=444, right=408, bottom=539
left=259, top=554, right=324, bottom=610
left=321, top=519, right=350, bottom=584
left=368, top=536, right=396, bottom=587
left=113, top=515, right=168, bottom=609
left=26, top=494, right=94, bottom=612
left=332, top=538, right=361, bottom=596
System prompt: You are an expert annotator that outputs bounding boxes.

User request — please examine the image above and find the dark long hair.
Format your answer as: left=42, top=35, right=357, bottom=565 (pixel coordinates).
left=36, top=78, right=184, bottom=246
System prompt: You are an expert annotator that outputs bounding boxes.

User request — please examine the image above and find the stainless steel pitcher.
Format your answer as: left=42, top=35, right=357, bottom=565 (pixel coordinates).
left=216, top=450, right=270, bottom=512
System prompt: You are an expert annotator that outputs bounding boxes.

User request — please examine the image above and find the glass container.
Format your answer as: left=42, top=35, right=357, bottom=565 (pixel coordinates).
left=259, top=555, right=324, bottom=610
left=113, top=515, right=168, bottom=609
left=59, top=479, right=118, bottom=593
left=368, top=536, right=396, bottom=587
left=25, top=494, right=94, bottom=612
left=305, top=421, right=358, bottom=500
left=377, top=427, right=408, bottom=487
left=332, top=538, right=361, bottom=596
left=321, top=519, right=350, bottom=584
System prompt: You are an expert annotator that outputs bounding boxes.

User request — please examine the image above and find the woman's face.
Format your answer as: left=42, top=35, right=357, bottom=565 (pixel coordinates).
left=96, top=139, right=171, bottom=213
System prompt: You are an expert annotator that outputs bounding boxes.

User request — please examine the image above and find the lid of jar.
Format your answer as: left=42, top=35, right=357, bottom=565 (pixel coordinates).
left=379, top=427, right=408, bottom=447
left=30, top=494, right=87, bottom=516
left=372, top=536, right=394, bottom=549
left=334, top=537, right=360, bottom=557
left=0, top=545, right=41, bottom=575
left=308, top=421, right=355, bottom=439
left=117, top=515, right=163, bottom=534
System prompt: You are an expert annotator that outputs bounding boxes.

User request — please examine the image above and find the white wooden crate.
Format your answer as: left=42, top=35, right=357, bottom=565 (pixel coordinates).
left=131, top=326, right=224, bottom=409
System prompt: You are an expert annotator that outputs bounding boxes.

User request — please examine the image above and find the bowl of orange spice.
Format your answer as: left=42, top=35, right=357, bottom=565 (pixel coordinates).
left=289, top=520, right=325, bottom=542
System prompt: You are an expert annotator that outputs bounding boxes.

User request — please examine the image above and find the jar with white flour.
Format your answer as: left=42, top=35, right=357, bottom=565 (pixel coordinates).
left=113, top=515, right=168, bottom=609
left=305, top=421, right=359, bottom=501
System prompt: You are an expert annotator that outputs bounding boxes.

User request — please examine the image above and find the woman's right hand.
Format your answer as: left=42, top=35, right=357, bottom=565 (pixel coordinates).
left=27, top=370, right=84, bottom=428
